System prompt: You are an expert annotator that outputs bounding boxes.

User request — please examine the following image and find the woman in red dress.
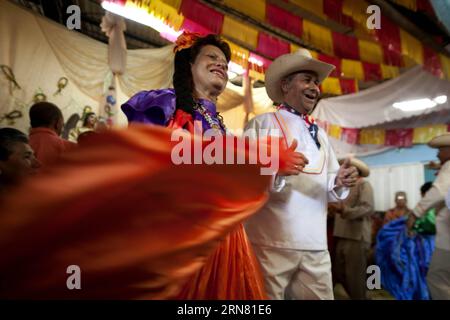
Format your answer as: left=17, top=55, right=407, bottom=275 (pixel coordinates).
left=0, top=33, right=274, bottom=299
left=121, top=32, right=267, bottom=299
left=0, top=32, right=302, bottom=299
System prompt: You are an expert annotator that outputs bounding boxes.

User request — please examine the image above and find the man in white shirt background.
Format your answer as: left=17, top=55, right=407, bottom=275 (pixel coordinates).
left=408, top=133, right=450, bottom=300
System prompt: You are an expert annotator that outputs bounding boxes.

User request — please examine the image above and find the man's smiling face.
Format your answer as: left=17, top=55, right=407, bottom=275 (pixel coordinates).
left=281, top=71, right=320, bottom=114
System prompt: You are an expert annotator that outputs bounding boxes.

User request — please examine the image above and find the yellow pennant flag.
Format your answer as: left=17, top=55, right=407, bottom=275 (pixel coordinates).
left=228, top=41, right=249, bottom=70
left=358, top=40, right=383, bottom=64
left=321, top=78, right=342, bottom=95
left=160, top=0, right=182, bottom=11
left=302, top=20, right=334, bottom=55
left=341, top=59, right=365, bottom=80
left=400, top=29, right=424, bottom=65
left=413, top=125, right=448, bottom=144
left=289, top=0, right=326, bottom=19
left=359, top=129, right=386, bottom=145
left=381, top=64, right=400, bottom=79
left=328, top=124, right=343, bottom=139
left=222, top=16, right=259, bottom=50
left=440, top=54, right=450, bottom=80
left=224, top=0, right=266, bottom=21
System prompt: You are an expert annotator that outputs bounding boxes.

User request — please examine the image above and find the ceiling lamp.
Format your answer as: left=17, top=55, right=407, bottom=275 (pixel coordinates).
left=392, top=95, right=447, bottom=112
left=101, top=1, right=182, bottom=41
left=433, top=95, right=447, bottom=104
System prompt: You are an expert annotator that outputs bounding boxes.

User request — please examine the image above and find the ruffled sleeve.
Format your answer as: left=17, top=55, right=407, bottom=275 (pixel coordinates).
left=121, top=89, right=176, bottom=125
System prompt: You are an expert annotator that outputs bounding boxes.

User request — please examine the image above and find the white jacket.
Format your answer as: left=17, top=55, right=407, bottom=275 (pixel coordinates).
left=244, top=109, right=348, bottom=250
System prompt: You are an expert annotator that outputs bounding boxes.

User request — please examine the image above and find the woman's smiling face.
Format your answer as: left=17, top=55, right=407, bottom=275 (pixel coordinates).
left=191, top=45, right=229, bottom=99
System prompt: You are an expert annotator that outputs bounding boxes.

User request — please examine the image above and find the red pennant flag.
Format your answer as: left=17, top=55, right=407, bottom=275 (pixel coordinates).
left=318, top=53, right=342, bottom=77
left=385, top=129, right=413, bottom=147
left=332, top=32, right=360, bottom=60
left=423, top=46, right=444, bottom=78
left=181, top=18, right=212, bottom=36
left=376, top=16, right=403, bottom=67
left=257, top=33, right=290, bottom=59
left=180, top=0, right=224, bottom=35
left=266, top=3, right=302, bottom=37
left=363, top=62, right=382, bottom=81
left=341, top=127, right=360, bottom=144
left=323, top=0, right=354, bottom=28
left=339, top=79, right=358, bottom=94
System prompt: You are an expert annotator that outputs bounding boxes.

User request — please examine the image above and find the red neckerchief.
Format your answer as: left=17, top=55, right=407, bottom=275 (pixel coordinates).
left=277, top=104, right=321, bottom=149
left=277, top=104, right=316, bottom=127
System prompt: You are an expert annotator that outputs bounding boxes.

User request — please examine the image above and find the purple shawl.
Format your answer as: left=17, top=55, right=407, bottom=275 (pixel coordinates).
left=121, top=89, right=222, bottom=131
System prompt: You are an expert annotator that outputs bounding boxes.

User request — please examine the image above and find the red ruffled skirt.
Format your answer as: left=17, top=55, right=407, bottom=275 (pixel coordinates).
left=0, top=125, right=269, bottom=299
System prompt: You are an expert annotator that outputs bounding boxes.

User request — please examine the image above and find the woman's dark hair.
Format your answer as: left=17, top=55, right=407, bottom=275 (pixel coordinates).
left=173, top=34, right=231, bottom=114
left=83, top=112, right=96, bottom=127
left=0, top=127, right=28, bottom=161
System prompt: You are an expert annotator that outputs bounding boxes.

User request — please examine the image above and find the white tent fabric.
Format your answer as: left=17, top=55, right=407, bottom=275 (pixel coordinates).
left=36, top=15, right=110, bottom=102
left=0, top=1, right=275, bottom=133
left=328, top=136, right=392, bottom=159
left=313, top=66, right=450, bottom=128
left=365, top=162, right=424, bottom=212
left=117, top=46, right=174, bottom=97
left=2, top=1, right=446, bottom=140
left=0, top=1, right=133, bottom=130
left=366, top=108, right=450, bottom=129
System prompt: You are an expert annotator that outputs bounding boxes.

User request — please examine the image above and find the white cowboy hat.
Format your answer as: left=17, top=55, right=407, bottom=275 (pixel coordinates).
left=428, top=132, right=450, bottom=148
left=339, top=158, right=370, bottom=178
left=265, top=49, right=335, bottom=103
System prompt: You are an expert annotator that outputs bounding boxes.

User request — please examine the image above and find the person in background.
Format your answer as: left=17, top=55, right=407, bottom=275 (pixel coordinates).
left=68, top=112, right=97, bottom=143
left=407, top=133, right=450, bottom=299
left=383, top=191, right=411, bottom=225
left=332, top=158, right=374, bottom=300
left=77, top=115, right=110, bottom=145
left=0, top=127, right=40, bottom=192
left=413, top=181, right=437, bottom=235
left=95, top=116, right=108, bottom=132
left=28, top=102, right=75, bottom=166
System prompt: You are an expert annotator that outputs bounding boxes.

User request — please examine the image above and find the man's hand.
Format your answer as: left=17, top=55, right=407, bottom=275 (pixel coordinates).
left=328, top=202, right=344, bottom=217
left=278, top=139, right=309, bottom=176
left=335, top=158, right=358, bottom=188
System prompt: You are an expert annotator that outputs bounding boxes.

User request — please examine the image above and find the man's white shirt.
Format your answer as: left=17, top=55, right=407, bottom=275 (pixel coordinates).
left=244, top=109, right=348, bottom=251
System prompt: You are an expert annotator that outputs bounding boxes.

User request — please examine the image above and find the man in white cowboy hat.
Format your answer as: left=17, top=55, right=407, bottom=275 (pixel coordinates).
left=244, top=49, right=358, bottom=300
left=407, top=132, right=450, bottom=300
left=331, top=158, right=374, bottom=300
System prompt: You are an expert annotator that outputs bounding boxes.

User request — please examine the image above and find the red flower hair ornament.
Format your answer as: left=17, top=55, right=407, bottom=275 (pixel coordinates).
left=173, top=31, right=202, bottom=53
